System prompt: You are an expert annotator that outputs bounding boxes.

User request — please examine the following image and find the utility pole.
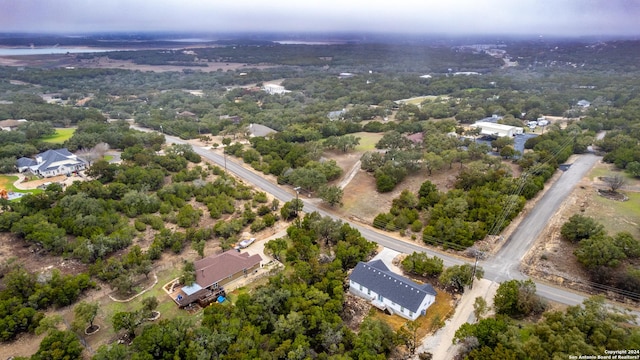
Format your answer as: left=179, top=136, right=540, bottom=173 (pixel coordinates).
left=293, top=187, right=301, bottom=216
left=470, top=251, right=480, bottom=290
left=294, top=186, right=301, bottom=227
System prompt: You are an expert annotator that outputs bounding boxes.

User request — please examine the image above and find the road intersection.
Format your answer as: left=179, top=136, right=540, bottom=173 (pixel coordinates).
left=147, top=128, right=615, bottom=309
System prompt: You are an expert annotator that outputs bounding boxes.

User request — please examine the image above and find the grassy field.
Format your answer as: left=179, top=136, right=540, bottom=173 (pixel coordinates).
left=41, top=128, right=75, bottom=144
left=352, top=132, right=384, bottom=152
left=587, top=191, right=640, bottom=237
left=583, top=162, right=640, bottom=237
left=396, top=95, right=449, bottom=106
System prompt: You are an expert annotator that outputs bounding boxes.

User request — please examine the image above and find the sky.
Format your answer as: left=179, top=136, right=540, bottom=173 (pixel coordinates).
left=1, top=0, right=639, bottom=37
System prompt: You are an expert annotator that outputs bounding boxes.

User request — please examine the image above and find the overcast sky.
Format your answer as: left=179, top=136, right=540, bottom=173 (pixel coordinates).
left=1, top=0, right=639, bottom=37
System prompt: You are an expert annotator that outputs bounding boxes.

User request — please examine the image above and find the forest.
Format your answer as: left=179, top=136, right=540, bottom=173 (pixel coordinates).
left=1, top=38, right=640, bottom=359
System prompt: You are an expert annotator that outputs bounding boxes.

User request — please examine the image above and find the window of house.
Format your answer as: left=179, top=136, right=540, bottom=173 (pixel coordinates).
left=401, top=306, right=405, bottom=313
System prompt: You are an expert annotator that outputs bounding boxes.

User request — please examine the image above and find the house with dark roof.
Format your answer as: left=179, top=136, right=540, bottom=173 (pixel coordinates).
left=16, top=148, right=86, bottom=178
left=327, top=109, right=347, bottom=121
left=172, top=251, right=262, bottom=307
left=349, top=260, right=436, bottom=320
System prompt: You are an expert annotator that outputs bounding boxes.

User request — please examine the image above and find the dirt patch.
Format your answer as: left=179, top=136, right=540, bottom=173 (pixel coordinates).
left=342, top=293, right=373, bottom=331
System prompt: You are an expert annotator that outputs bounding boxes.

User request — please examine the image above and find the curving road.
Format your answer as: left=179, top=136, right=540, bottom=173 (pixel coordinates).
left=142, top=127, right=607, bottom=308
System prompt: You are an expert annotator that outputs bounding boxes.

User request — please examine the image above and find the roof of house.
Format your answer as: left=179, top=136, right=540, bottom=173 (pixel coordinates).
left=327, top=109, right=346, bottom=119
left=16, top=157, right=37, bottom=168
left=248, top=123, right=277, bottom=137
left=405, top=132, right=424, bottom=144
left=194, top=251, right=262, bottom=288
left=36, top=148, right=82, bottom=172
left=350, top=260, right=436, bottom=313
left=17, top=148, right=85, bottom=174
left=0, top=119, right=27, bottom=128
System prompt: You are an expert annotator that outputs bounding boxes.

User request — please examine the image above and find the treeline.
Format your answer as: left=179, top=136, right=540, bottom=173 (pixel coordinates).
left=455, top=294, right=640, bottom=359
left=375, top=125, right=587, bottom=248
left=0, top=265, right=94, bottom=341
left=225, top=136, right=344, bottom=193
left=79, top=42, right=503, bottom=73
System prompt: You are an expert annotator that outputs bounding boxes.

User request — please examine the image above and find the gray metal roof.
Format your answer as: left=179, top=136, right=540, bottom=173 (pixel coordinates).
left=350, top=260, right=437, bottom=313
left=16, top=157, right=36, bottom=168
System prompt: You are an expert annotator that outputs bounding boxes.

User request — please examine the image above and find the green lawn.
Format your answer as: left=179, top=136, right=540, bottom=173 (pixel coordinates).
left=41, top=128, right=75, bottom=144
left=0, top=175, right=39, bottom=195
left=104, top=155, right=114, bottom=162
left=352, top=132, right=384, bottom=152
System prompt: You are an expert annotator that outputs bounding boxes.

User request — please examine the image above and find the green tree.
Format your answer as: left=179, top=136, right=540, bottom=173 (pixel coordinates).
left=560, top=214, right=605, bottom=243
left=575, top=234, right=627, bottom=269
left=438, top=264, right=483, bottom=293
left=625, top=161, right=640, bottom=177
left=265, top=238, right=288, bottom=261
left=112, top=311, right=140, bottom=339
left=141, top=296, right=159, bottom=318
left=179, top=260, right=196, bottom=286
left=318, top=185, right=343, bottom=207
left=72, top=301, right=99, bottom=333
left=401, top=252, right=444, bottom=277
left=494, top=279, right=545, bottom=318
left=423, top=152, right=443, bottom=175
left=31, top=329, right=83, bottom=360
left=473, top=297, right=488, bottom=319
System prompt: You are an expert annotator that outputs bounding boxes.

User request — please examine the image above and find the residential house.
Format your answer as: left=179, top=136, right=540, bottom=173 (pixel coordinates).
left=577, top=99, right=591, bottom=108
left=327, top=109, right=347, bottom=121
left=405, top=132, right=424, bottom=145
left=176, top=110, right=197, bottom=119
left=262, top=83, right=290, bottom=95
left=0, top=119, right=27, bottom=131
left=247, top=123, right=277, bottom=138
left=16, top=148, right=86, bottom=177
left=349, top=260, right=437, bottom=320
left=172, top=251, right=262, bottom=307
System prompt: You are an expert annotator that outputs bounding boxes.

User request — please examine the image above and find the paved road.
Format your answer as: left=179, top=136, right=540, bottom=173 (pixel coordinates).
left=482, top=153, right=601, bottom=283
left=140, top=127, right=607, bottom=308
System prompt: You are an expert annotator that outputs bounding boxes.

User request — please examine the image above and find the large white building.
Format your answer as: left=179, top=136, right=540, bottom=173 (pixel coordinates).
left=16, top=148, right=86, bottom=178
left=470, top=121, right=523, bottom=137
left=262, top=84, right=290, bottom=95
left=349, top=260, right=437, bottom=320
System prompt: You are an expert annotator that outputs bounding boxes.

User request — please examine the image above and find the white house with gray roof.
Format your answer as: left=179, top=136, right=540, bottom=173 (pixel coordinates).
left=349, top=260, right=437, bottom=320
left=16, top=148, right=86, bottom=178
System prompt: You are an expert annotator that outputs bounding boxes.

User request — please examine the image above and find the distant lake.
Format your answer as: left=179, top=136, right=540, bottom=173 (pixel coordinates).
left=0, top=47, right=114, bottom=56
left=274, top=41, right=346, bottom=45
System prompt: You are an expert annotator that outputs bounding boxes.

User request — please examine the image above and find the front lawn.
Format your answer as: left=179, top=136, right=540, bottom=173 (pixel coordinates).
left=41, top=128, right=75, bottom=144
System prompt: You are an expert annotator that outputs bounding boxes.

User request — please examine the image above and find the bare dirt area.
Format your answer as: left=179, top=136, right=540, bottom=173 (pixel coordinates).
left=523, top=160, right=640, bottom=304
left=337, top=163, right=459, bottom=224
left=0, top=53, right=273, bottom=73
